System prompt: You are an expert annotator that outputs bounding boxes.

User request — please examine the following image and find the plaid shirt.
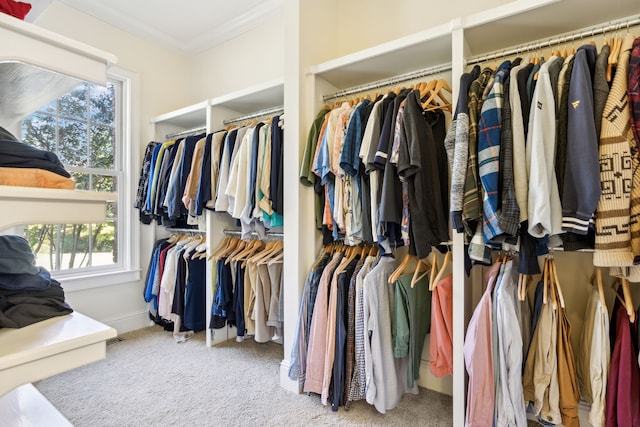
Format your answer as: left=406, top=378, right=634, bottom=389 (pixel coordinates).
left=498, top=76, right=520, bottom=240
left=135, top=141, right=160, bottom=223
left=344, top=259, right=364, bottom=404
left=478, top=62, right=511, bottom=242
left=346, top=256, right=375, bottom=406
left=464, top=68, right=494, bottom=236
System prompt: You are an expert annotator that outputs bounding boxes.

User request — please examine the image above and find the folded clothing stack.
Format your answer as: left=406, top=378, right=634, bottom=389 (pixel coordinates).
left=0, top=235, right=73, bottom=328
left=0, top=125, right=74, bottom=189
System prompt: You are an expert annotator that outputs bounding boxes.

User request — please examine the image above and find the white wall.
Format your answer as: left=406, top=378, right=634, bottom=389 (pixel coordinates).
left=188, top=11, right=285, bottom=102
left=336, top=0, right=515, bottom=56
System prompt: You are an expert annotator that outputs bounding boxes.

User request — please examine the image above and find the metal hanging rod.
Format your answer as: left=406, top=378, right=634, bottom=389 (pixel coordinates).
left=223, top=228, right=284, bottom=241
left=222, top=105, right=284, bottom=126
left=467, top=14, right=640, bottom=66
left=165, top=227, right=206, bottom=235
left=165, top=126, right=207, bottom=140
left=323, top=62, right=453, bottom=102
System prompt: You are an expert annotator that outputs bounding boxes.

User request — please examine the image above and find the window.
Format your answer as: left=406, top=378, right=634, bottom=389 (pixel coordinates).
left=18, top=68, right=140, bottom=288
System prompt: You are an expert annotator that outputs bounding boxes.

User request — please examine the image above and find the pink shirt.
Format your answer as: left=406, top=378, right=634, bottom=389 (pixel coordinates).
left=303, top=253, right=343, bottom=394
left=430, top=274, right=453, bottom=378
left=463, top=262, right=501, bottom=427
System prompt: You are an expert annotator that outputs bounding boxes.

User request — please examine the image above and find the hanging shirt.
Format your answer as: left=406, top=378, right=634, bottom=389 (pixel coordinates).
left=494, top=260, right=527, bottom=427
left=363, top=256, right=417, bottom=414
left=393, top=271, right=431, bottom=389
left=587, top=292, right=610, bottom=427
left=463, top=261, right=501, bottom=427
left=526, top=57, right=564, bottom=240
left=304, top=252, right=344, bottom=394
left=429, top=274, right=453, bottom=378
left=605, top=297, right=640, bottom=427
left=346, top=255, right=376, bottom=407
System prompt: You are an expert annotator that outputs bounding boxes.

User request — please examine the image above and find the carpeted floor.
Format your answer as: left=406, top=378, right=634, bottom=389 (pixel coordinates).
left=35, top=326, right=453, bottom=426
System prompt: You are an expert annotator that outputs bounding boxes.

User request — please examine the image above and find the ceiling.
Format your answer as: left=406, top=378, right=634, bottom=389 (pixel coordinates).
left=28, top=0, right=284, bottom=54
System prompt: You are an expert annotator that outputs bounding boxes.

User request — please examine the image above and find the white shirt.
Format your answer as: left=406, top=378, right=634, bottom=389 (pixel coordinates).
left=494, top=260, right=527, bottom=426
left=526, top=57, right=564, bottom=239
left=588, top=293, right=610, bottom=427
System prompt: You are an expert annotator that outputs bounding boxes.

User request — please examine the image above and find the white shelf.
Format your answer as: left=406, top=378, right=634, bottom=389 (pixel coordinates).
left=149, top=100, right=209, bottom=129
left=210, top=78, right=284, bottom=114
left=462, top=0, right=640, bottom=57
left=0, top=311, right=117, bottom=397
left=0, top=384, right=72, bottom=427
left=310, top=21, right=454, bottom=90
left=0, top=185, right=116, bottom=230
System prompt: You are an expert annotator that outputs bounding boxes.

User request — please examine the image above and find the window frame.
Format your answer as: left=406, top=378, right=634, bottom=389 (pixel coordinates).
left=27, top=65, right=142, bottom=292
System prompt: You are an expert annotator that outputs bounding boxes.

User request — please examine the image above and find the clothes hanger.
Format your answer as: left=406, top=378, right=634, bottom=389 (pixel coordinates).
left=431, top=250, right=452, bottom=291
left=224, top=239, right=248, bottom=264
left=549, top=258, right=565, bottom=309
left=594, top=267, right=607, bottom=313
left=412, top=255, right=433, bottom=289
left=543, top=257, right=550, bottom=304
left=207, top=236, right=231, bottom=260
left=389, top=253, right=416, bottom=284
left=611, top=278, right=627, bottom=308
left=621, top=278, right=636, bottom=323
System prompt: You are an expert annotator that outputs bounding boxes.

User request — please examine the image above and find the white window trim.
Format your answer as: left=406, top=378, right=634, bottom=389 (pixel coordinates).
left=54, top=65, right=141, bottom=292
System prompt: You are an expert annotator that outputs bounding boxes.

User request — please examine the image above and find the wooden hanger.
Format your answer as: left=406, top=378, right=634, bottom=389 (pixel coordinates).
left=389, top=253, right=416, bottom=284
left=412, top=255, right=433, bottom=289
left=431, top=250, right=452, bottom=291
left=224, top=239, right=248, bottom=264
left=621, top=278, right=636, bottom=323
left=208, top=236, right=234, bottom=261
left=422, top=79, right=452, bottom=111
left=607, top=35, right=622, bottom=82
left=543, top=257, right=550, bottom=304
left=549, top=258, right=565, bottom=309
left=612, top=278, right=627, bottom=308
left=518, top=273, right=531, bottom=301
left=590, top=266, right=607, bottom=314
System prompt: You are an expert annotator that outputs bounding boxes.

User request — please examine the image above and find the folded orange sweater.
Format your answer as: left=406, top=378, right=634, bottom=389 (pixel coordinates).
left=0, top=167, right=75, bottom=189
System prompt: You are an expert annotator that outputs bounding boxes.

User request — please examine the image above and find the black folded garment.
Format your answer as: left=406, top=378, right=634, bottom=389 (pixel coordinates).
left=0, top=125, right=70, bottom=178
left=0, top=280, right=73, bottom=328
left=0, top=267, right=52, bottom=291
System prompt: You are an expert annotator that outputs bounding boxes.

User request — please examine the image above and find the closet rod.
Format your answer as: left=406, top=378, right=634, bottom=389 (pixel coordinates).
left=165, top=126, right=207, bottom=140
left=222, top=105, right=284, bottom=126
left=166, top=227, right=206, bottom=235
left=223, top=228, right=284, bottom=241
left=467, top=14, right=640, bottom=66
left=322, top=62, right=453, bottom=102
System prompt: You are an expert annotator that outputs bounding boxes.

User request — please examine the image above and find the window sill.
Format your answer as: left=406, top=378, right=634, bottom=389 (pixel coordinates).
left=55, top=268, right=141, bottom=293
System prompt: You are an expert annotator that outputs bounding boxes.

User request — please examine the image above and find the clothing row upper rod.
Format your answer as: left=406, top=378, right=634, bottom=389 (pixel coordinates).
left=222, top=105, right=284, bottom=126
left=165, top=126, right=207, bottom=140
left=466, top=14, right=640, bottom=67
left=165, top=227, right=206, bottom=235
left=322, top=62, right=453, bottom=102
left=223, top=228, right=284, bottom=241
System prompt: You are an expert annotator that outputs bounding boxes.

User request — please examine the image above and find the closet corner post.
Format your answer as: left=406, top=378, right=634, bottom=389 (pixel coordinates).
left=450, top=24, right=468, bottom=427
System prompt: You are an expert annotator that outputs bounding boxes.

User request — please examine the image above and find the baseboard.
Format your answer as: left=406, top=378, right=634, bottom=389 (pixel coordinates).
left=279, top=359, right=301, bottom=394
left=103, top=311, right=152, bottom=335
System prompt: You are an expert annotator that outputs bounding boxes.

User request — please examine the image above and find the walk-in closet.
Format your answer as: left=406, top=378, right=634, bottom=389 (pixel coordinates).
left=1, top=0, right=640, bottom=425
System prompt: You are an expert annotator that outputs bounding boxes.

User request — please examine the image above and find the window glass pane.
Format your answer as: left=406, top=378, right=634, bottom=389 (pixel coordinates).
left=68, top=173, right=115, bottom=192
left=39, top=99, right=57, bottom=115
left=58, top=118, right=87, bottom=166
left=23, top=222, right=117, bottom=272
left=90, top=83, right=115, bottom=124
left=21, top=113, right=56, bottom=151
left=90, top=124, right=114, bottom=169
left=59, top=84, right=88, bottom=119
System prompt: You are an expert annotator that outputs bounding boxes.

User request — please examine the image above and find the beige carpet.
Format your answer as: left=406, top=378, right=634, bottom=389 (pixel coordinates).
left=35, top=326, right=453, bottom=426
